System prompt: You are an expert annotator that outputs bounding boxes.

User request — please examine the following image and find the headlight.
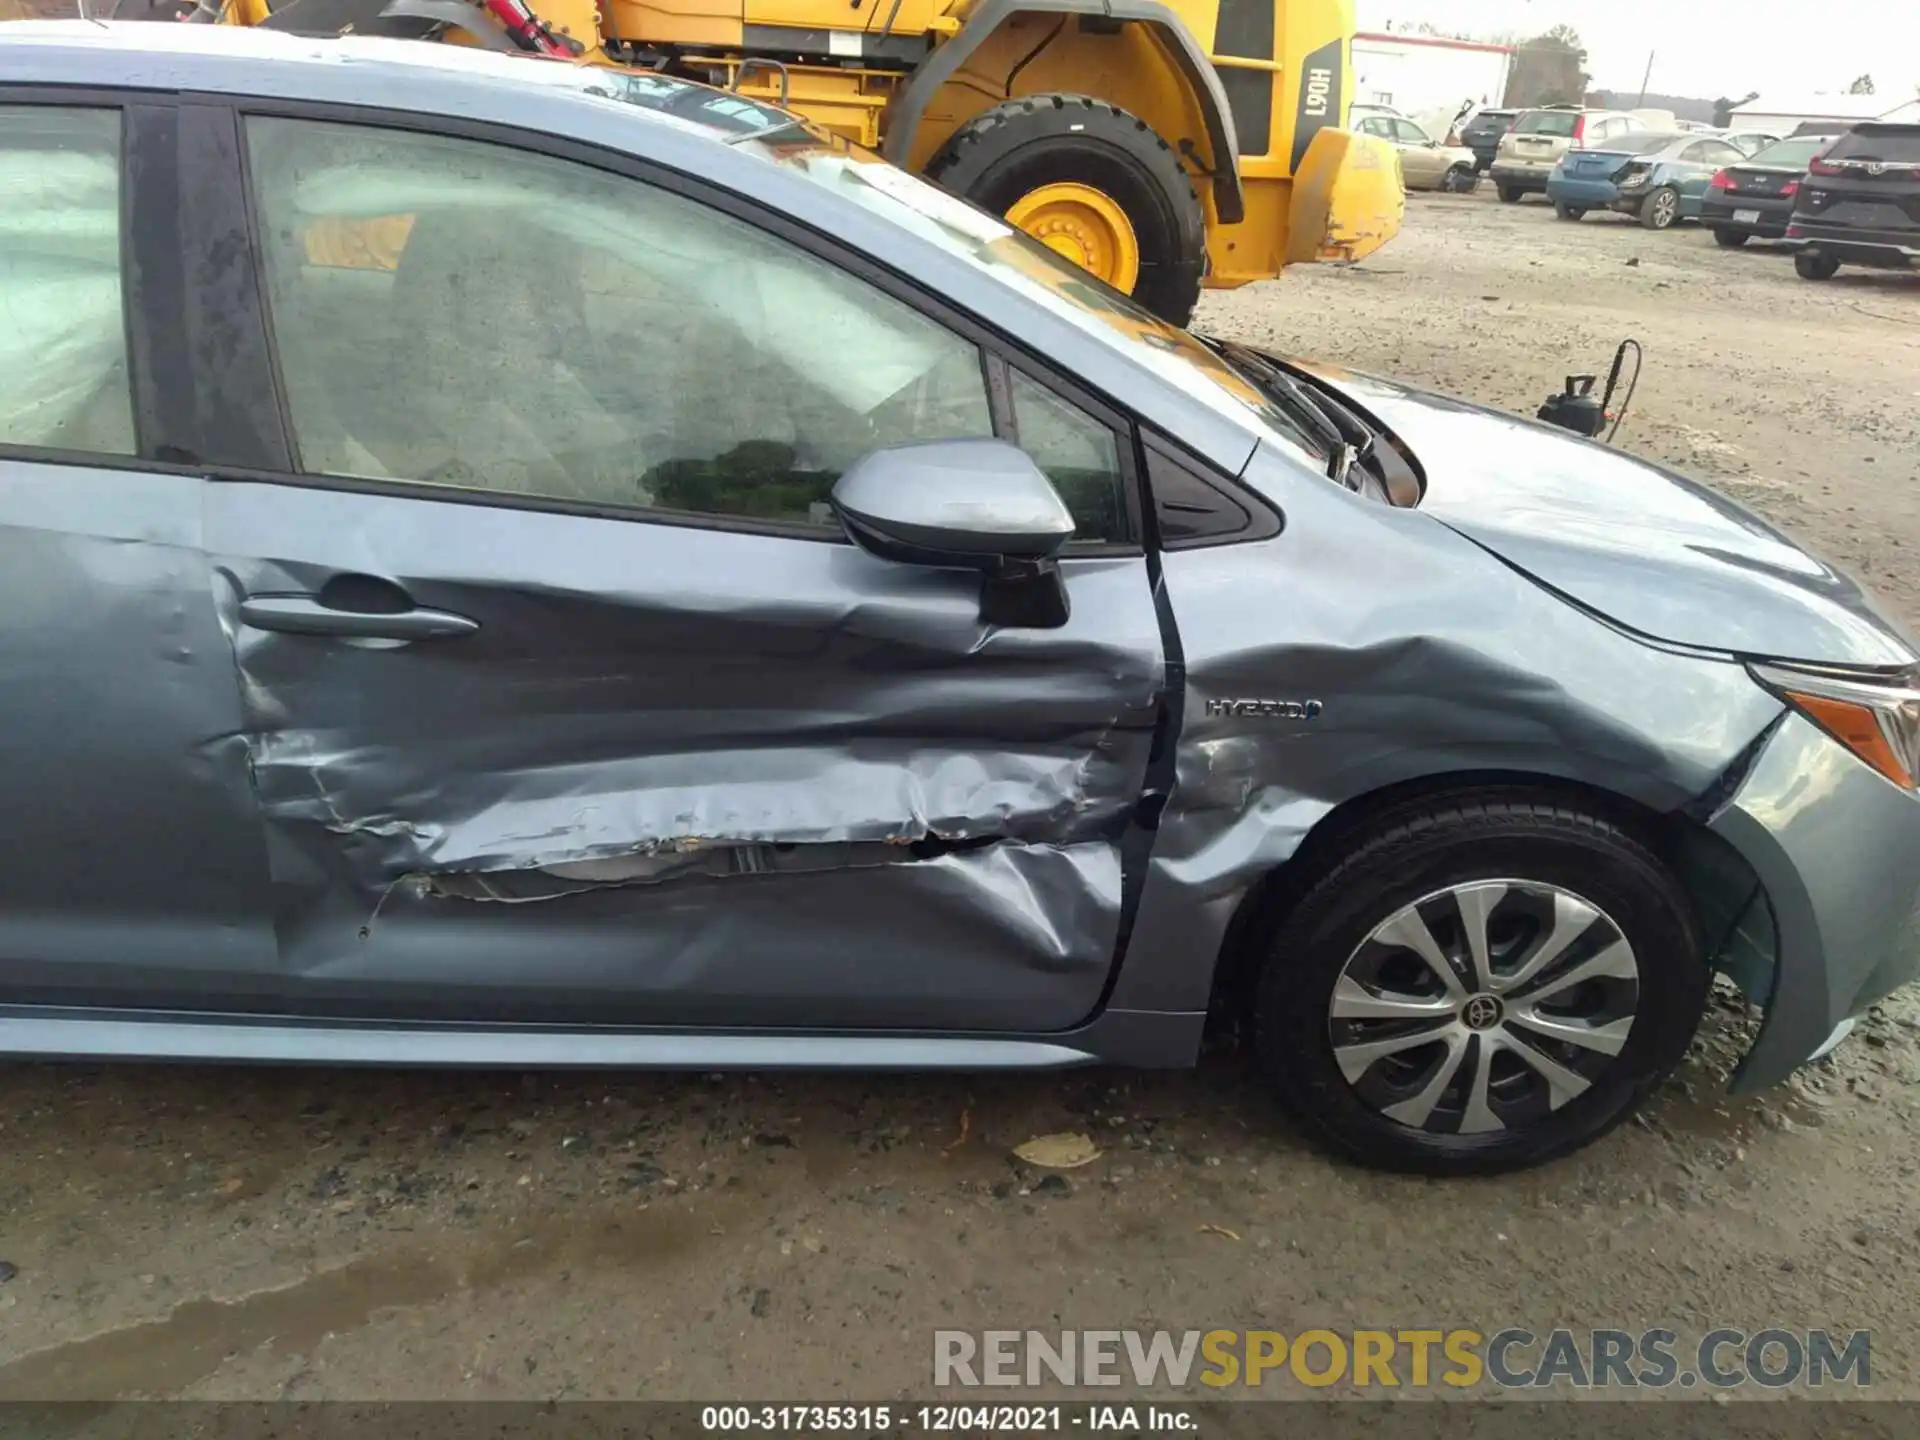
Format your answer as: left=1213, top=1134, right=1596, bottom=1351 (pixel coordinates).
left=1750, top=662, right=1920, bottom=790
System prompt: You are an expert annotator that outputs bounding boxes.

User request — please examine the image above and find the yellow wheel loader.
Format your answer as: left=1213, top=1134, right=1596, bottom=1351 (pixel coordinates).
left=192, top=0, right=1402, bottom=325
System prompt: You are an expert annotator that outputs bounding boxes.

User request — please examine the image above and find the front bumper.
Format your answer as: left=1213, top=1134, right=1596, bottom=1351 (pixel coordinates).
left=1712, top=714, right=1920, bottom=1090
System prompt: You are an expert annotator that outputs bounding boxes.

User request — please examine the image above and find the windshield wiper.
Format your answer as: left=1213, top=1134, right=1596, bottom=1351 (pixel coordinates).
left=1202, top=337, right=1378, bottom=487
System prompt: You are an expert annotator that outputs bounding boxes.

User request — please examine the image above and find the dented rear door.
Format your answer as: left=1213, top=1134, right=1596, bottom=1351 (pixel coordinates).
left=200, top=104, right=1166, bottom=1031
left=0, top=98, right=280, bottom=1013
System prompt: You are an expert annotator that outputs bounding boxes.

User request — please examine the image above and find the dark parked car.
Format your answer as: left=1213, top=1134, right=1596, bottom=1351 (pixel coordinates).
left=4, top=22, right=1920, bottom=1178
left=1787, top=122, right=1920, bottom=279
left=1700, top=134, right=1836, bottom=247
left=1460, top=107, right=1518, bottom=172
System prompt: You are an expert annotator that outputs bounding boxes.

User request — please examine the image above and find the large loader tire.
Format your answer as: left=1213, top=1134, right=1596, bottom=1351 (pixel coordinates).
left=925, top=94, right=1207, bottom=327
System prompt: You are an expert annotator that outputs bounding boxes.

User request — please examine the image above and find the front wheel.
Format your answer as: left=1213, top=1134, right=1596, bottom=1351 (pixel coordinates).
left=1641, top=185, right=1682, bottom=230
left=1713, top=227, right=1750, bottom=248
left=1795, top=249, right=1841, bottom=280
left=1441, top=165, right=1480, bottom=194
left=924, top=94, right=1205, bottom=327
left=1553, top=201, right=1587, bottom=221
left=1496, top=182, right=1524, bottom=204
left=1254, top=794, right=1708, bottom=1175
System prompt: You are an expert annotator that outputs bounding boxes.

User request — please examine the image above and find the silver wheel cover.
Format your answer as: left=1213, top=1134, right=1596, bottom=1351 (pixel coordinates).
left=1327, top=880, right=1639, bottom=1135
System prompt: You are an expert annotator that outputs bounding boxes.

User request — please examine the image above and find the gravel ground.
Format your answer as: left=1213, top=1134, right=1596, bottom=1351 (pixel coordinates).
left=1, top=191, right=1917, bottom=1406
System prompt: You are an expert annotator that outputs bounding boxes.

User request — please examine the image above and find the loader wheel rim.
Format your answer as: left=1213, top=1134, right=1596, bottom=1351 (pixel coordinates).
left=1004, top=183, right=1142, bottom=293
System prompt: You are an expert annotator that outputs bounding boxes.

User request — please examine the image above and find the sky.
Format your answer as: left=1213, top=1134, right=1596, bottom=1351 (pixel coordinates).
left=1357, top=1, right=1920, bottom=103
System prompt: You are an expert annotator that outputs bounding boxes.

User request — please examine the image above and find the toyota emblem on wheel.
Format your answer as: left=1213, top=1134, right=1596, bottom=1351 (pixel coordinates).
left=1462, top=994, right=1504, bottom=1030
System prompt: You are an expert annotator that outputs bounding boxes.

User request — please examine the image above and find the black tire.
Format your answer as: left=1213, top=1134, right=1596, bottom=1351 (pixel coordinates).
left=1795, top=249, right=1841, bottom=280
left=1553, top=201, right=1586, bottom=221
left=1253, top=793, right=1708, bottom=1176
left=1640, top=185, right=1682, bottom=230
left=925, top=94, right=1204, bottom=327
left=1441, top=165, right=1479, bottom=194
left=1496, top=182, right=1524, bottom=204
left=1713, top=227, right=1750, bottom=248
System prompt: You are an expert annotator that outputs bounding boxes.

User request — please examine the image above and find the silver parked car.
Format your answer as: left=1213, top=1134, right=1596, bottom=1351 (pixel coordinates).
left=3, top=23, right=1918, bottom=1176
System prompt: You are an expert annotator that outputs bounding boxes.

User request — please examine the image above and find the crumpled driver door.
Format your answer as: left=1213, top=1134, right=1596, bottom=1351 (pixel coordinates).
left=208, top=483, right=1165, bottom=1031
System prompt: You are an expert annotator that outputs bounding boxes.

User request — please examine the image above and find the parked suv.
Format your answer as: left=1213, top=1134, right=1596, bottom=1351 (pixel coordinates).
left=1492, top=107, right=1646, bottom=202
left=1460, top=107, right=1517, bottom=172
left=1788, top=122, right=1920, bottom=279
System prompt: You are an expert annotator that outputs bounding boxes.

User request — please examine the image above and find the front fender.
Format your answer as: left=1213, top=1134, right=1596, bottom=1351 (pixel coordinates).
left=1109, top=441, right=1784, bottom=1013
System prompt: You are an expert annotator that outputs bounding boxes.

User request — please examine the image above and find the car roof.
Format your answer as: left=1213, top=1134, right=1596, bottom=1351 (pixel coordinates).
left=0, top=19, right=787, bottom=143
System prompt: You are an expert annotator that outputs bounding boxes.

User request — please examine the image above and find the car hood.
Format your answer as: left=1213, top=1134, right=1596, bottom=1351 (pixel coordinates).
left=1294, top=361, right=1918, bottom=668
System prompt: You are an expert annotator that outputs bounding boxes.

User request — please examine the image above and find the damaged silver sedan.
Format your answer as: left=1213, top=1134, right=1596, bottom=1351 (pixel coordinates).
left=3, top=22, right=1918, bottom=1174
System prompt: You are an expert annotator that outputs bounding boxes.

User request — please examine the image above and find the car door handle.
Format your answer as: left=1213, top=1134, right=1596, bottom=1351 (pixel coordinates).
left=238, top=595, right=479, bottom=641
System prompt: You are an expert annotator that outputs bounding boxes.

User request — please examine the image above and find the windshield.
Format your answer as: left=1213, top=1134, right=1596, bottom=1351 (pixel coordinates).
left=1515, top=110, right=1580, bottom=138
left=1748, top=136, right=1828, bottom=169
left=757, top=142, right=1332, bottom=466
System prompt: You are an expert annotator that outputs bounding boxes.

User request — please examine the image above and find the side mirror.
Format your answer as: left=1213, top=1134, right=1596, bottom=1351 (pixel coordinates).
left=832, top=438, right=1076, bottom=629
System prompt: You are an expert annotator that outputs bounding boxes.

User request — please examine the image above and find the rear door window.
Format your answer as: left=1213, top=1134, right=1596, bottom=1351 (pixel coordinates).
left=0, top=106, right=134, bottom=457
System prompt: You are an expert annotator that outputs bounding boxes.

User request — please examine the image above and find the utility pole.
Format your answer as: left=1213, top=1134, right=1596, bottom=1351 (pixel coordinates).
left=1635, top=49, right=1655, bottom=108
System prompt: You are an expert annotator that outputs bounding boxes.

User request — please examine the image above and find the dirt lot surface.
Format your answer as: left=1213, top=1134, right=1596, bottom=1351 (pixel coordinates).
left=2, top=193, right=1918, bottom=1407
